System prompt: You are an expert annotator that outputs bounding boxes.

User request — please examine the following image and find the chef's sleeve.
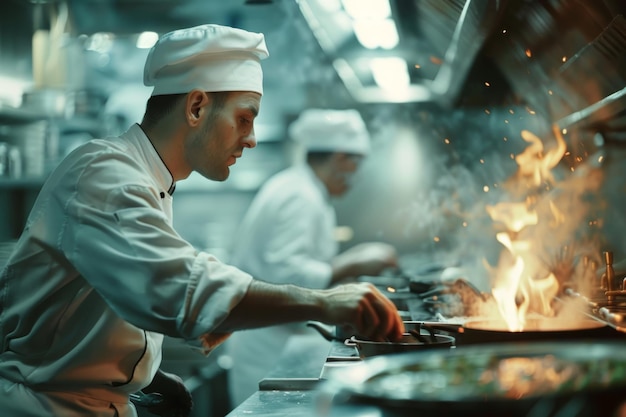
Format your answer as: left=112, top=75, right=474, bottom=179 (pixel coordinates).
left=63, top=181, right=252, bottom=343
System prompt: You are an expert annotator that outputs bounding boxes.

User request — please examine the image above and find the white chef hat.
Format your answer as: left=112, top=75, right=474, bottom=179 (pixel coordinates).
left=289, top=109, right=370, bottom=155
left=144, top=24, right=269, bottom=96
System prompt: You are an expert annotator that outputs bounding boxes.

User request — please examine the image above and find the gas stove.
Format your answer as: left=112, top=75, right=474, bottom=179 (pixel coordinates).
left=315, top=254, right=626, bottom=417
left=240, top=257, right=626, bottom=417
left=370, top=251, right=626, bottom=337
left=332, top=266, right=626, bottom=364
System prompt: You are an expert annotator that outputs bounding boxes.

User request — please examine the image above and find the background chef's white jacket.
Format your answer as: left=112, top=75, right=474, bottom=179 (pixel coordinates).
left=226, top=164, right=337, bottom=406
left=0, top=124, right=253, bottom=417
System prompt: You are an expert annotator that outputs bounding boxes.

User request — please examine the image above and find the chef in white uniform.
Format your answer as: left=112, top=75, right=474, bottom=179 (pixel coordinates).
left=227, top=109, right=399, bottom=406
left=0, top=26, right=405, bottom=417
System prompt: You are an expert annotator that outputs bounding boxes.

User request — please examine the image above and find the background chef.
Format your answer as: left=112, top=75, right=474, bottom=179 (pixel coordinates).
left=227, top=108, right=399, bottom=407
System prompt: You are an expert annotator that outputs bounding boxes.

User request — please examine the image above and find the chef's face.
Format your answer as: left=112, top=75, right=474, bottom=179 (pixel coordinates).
left=327, top=153, right=363, bottom=196
left=187, top=91, right=260, bottom=181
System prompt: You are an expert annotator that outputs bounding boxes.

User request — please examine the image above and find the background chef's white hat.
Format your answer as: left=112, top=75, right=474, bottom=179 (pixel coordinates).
left=144, top=24, right=269, bottom=96
left=289, top=109, right=370, bottom=155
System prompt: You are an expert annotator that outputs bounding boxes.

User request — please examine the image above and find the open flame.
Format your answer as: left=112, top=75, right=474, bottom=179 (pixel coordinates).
left=485, top=125, right=566, bottom=331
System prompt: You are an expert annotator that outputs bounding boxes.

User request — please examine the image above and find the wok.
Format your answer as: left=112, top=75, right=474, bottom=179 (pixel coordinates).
left=406, top=317, right=622, bottom=345
left=319, top=340, right=626, bottom=417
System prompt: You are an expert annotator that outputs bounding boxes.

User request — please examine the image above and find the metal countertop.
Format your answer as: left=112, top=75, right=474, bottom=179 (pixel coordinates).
left=225, top=332, right=329, bottom=417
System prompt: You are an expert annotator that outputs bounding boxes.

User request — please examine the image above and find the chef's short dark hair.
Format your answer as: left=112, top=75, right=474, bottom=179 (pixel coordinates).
left=306, top=151, right=363, bottom=166
left=306, top=151, right=334, bottom=165
left=141, top=91, right=229, bottom=127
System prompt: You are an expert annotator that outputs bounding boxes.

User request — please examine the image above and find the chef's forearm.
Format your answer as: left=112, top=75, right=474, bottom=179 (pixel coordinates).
left=215, top=281, right=405, bottom=342
left=214, top=280, right=327, bottom=332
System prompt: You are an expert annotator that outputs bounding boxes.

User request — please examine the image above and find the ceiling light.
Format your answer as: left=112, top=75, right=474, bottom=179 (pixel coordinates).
left=333, top=58, right=432, bottom=103
left=341, top=0, right=390, bottom=20
left=353, top=18, right=398, bottom=49
left=370, top=57, right=409, bottom=90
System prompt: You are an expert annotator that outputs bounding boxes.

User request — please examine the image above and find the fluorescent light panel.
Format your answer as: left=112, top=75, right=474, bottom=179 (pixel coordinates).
left=341, top=0, right=390, bottom=19
left=370, top=57, right=409, bottom=90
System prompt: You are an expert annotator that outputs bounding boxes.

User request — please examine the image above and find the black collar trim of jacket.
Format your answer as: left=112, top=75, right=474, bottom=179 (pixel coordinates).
left=137, top=123, right=176, bottom=197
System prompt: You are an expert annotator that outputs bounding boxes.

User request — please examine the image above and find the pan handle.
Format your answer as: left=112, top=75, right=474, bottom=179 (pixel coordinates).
left=344, top=337, right=358, bottom=348
left=416, top=322, right=465, bottom=334
left=306, top=321, right=346, bottom=342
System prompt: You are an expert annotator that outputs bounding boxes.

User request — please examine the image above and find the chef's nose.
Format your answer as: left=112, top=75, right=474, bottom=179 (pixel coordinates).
left=243, top=128, right=257, bottom=149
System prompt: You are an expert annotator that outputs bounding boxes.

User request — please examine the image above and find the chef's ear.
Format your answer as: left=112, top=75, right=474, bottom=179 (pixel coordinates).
left=186, top=90, right=207, bottom=125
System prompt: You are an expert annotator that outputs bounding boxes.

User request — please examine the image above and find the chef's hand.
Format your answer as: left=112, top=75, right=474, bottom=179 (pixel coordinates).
left=332, top=242, right=398, bottom=284
left=143, top=369, right=193, bottom=417
left=321, top=282, right=405, bottom=341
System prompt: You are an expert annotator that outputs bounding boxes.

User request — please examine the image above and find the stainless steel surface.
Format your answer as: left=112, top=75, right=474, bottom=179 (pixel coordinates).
left=227, top=391, right=318, bottom=417
left=226, top=333, right=333, bottom=417
left=261, top=333, right=331, bottom=381
left=258, top=378, right=320, bottom=391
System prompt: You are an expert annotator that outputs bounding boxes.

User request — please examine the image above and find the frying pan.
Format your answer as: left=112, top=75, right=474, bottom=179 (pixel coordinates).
left=307, top=321, right=455, bottom=358
left=319, top=340, right=626, bottom=417
left=406, top=317, right=623, bottom=345
left=345, top=333, right=455, bottom=358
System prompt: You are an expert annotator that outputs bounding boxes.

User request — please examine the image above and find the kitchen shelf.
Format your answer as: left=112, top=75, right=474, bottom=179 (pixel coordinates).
left=0, top=104, right=106, bottom=135
left=0, top=177, right=46, bottom=189
left=0, top=105, right=48, bottom=124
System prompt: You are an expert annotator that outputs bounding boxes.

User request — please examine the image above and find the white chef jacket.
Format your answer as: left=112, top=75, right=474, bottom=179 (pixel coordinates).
left=226, top=164, right=337, bottom=406
left=0, top=124, right=253, bottom=417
